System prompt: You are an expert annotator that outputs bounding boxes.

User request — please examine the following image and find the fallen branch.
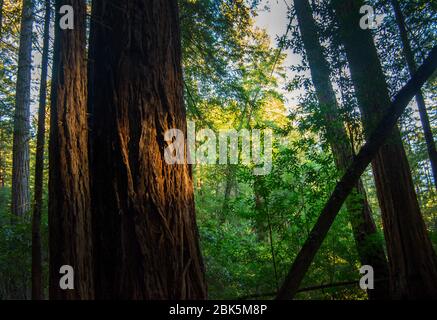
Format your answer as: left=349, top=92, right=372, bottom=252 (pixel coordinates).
left=276, top=46, right=437, bottom=300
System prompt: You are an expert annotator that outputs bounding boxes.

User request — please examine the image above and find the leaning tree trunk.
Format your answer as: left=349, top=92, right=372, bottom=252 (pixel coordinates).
left=277, top=45, right=437, bottom=300
left=89, top=0, right=207, bottom=299
left=32, top=0, right=51, bottom=301
left=391, top=0, right=437, bottom=190
left=49, top=0, right=94, bottom=300
left=293, top=0, right=390, bottom=299
left=11, top=0, right=33, bottom=218
left=331, top=0, right=437, bottom=299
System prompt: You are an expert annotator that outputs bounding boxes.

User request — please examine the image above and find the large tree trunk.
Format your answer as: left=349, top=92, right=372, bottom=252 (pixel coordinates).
left=32, top=0, right=50, bottom=301
left=330, top=0, right=437, bottom=299
left=89, top=0, right=207, bottom=299
left=293, top=0, right=389, bottom=299
left=11, top=0, right=33, bottom=218
left=391, top=0, right=437, bottom=190
left=48, top=0, right=94, bottom=300
left=277, top=45, right=437, bottom=300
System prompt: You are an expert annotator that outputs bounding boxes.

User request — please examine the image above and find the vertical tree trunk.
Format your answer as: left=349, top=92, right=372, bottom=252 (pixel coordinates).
left=89, top=0, right=207, bottom=299
left=391, top=0, right=437, bottom=190
left=277, top=46, right=437, bottom=300
left=254, top=176, right=267, bottom=241
left=11, top=0, right=33, bottom=218
left=32, top=0, right=51, bottom=301
left=222, top=165, right=236, bottom=220
left=0, top=127, right=4, bottom=188
left=0, top=0, right=4, bottom=39
left=331, top=0, right=437, bottom=299
left=0, top=0, right=4, bottom=187
left=49, top=0, right=94, bottom=300
left=293, top=0, right=390, bottom=299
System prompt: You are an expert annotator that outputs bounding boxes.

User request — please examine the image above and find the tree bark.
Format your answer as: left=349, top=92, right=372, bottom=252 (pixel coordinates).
left=0, top=0, right=4, bottom=39
left=331, top=0, right=437, bottom=299
left=89, top=0, right=207, bottom=299
left=391, top=0, right=437, bottom=190
left=11, top=0, right=33, bottom=218
left=276, top=45, right=437, bottom=300
left=293, top=0, right=390, bottom=299
left=49, top=0, right=94, bottom=300
left=0, top=0, right=5, bottom=187
left=32, top=0, right=51, bottom=301
left=0, top=127, right=4, bottom=188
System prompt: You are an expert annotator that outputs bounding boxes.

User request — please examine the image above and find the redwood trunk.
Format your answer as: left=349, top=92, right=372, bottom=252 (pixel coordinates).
left=32, top=0, right=50, bottom=300
left=89, top=0, right=207, bottom=299
left=332, top=0, right=437, bottom=299
left=11, top=0, right=33, bottom=218
left=293, top=0, right=389, bottom=299
left=49, top=0, right=94, bottom=300
left=391, top=0, right=437, bottom=190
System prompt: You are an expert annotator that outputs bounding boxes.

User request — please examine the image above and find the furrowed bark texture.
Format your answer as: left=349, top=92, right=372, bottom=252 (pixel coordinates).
left=293, top=0, right=390, bottom=299
left=32, top=0, right=50, bottom=300
left=11, top=0, right=33, bottom=217
left=276, top=45, right=437, bottom=300
left=391, top=0, right=437, bottom=190
left=331, top=0, right=437, bottom=299
left=49, top=0, right=94, bottom=299
left=89, top=0, right=207, bottom=299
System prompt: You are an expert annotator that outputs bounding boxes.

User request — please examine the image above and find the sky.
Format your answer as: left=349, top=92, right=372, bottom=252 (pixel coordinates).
left=254, top=0, right=304, bottom=108
left=255, top=0, right=290, bottom=40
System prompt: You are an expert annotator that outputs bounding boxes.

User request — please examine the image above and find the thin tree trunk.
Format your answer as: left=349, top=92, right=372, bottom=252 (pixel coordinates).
left=49, top=0, right=94, bottom=300
left=32, top=0, right=51, bottom=301
left=0, top=0, right=4, bottom=188
left=391, top=0, right=437, bottom=190
left=254, top=176, right=267, bottom=241
left=0, top=115, right=4, bottom=188
left=332, top=0, right=437, bottom=299
left=293, top=0, right=389, bottom=299
left=276, top=45, right=437, bottom=300
left=222, top=165, right=235, bottom=220
left=11, top=0, right=33, bottom=218
left=0, top=0, right=4, bottom=39
left=89, top=0, right=207, bottom=299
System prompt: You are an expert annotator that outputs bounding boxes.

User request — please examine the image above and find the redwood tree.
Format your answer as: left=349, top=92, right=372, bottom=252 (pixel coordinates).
left=293, top=0, right=389, bottom=299
left=391, top=0, right=437, bottom=190
left=331, top=0, right=437, bottom=299
left=11, top=0, right=33, bottom=218
left=32, top=0, right=51, bottom=300
left=89, top=0, right=207, bottom=299
left=49, top=0, right=94, bottom=299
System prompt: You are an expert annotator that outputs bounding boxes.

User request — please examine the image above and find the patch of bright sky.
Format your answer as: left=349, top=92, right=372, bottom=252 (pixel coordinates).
left=253, top=0, right=305, bottom=110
